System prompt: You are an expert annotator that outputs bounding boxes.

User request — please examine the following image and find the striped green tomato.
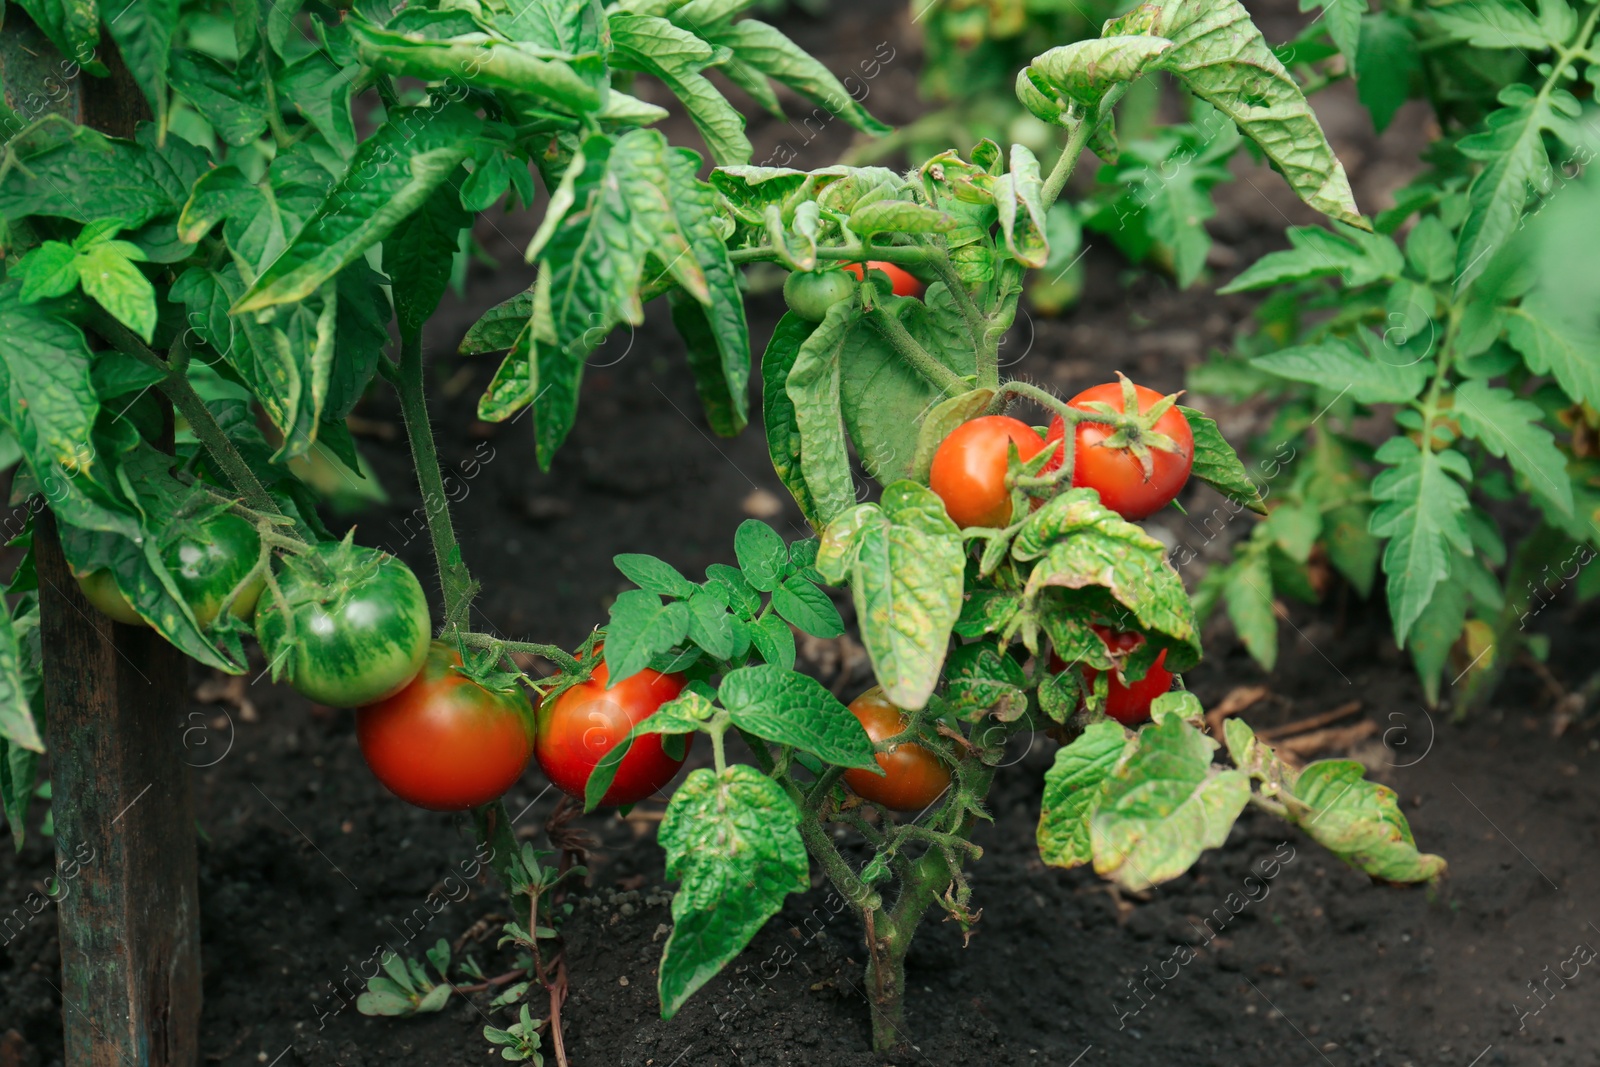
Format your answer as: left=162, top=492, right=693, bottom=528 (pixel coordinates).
left=255, top=541, right=431, bottom=708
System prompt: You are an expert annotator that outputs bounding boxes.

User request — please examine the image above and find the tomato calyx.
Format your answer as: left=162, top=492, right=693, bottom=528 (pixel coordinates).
left=1064, top=373, right=1187, bottom=481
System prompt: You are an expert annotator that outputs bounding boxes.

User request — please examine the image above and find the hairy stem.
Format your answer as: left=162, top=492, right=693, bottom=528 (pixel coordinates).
left=393, top=327, right=480, bottom=631
left=867, top=302, right=968, bottom=397
left=1042, top=84, right=1128, bottom=208
left=456, top=631, right=582, bottom=675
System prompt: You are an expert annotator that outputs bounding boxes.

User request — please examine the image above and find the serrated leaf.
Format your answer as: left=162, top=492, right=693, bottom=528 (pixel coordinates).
left=605, top=590, right=691, bottom=685
left=611, top=14, right=751, bottom=166
left=785, top=300, right=859, bottom=525
left=1251, top=337, right=1428, bottom=404
left=658, top=766, right=809, bottom=1017
left=1355, top=12, right=1419, bottom=133
left=1504, top=296, right=1600, bottom=407
left=1149, top=0, right=1364, bottom=228
left=719, top=665, right=875, bottom=767
left=1090, top=715, right=1251, bottom=891
left=1453, top=379, right=1572, bottom=516
left=1223, top=539, right=1278, bottom=671
left=615, top=553, right=698, bottom=598
left=0, top=124, right=180, bottom=229
left=1430, top=0, right=1551, bottom=50
left=14, top=242, right=80, bottom=303
left=236, top=103, right=482, bottom=311
left=703, top=19, right=889, bottom=137
left=1220, top=224, right=1402, bottom=292
left=820, top=481, right=963, bottom=709
left=1408, top=571, right=1467, bottom=707
left=168, top=49, right=269, bottom=147
left=1181, top=406, right=1266, bottom=513
left=1037, top=720, right=1130, bottom=868
left=1369, top=440, right=1473, bottom=645
left=1289, top=760, right=1447, bottom=882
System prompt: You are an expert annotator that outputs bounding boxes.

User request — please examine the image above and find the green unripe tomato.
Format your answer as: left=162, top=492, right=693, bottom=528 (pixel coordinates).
left=168, top=512, right=265, bottom=628
left=255, top=541, right=432, bottom=708
left=76, top=570, right=147, bottom=626
left=782, top=269, right=857, bottom=322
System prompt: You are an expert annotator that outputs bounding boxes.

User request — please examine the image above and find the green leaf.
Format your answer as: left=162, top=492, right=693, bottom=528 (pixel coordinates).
left=685, top=589, right=736, bottom=658
left=1149, top=0, right=1365, bottom=228
left=846, top=200, right=957, bottom=236
left=733, top=520, right=787, bottom=592
left=459, top=288, right=533, bottom=355
left=14, top=0, right=101, bottom=73
left=615, top=553, right=698, bottom=599
left=911, top=389, right=994, bottom=483
left=1037, top=720, right=1130, bottom=868
left=785, top=300, right=859, bottom=525
left=719, top=665, right=875, bottom=767
left=78, top=243, right=157, bottom=342
left=1251, top=337, right=1428, bottom=404
left=235, top=103, right=483, bottom=312
left=1430, top=0, right=1551, bottom=50
left=761, top=313, right=821, bottom=524
left=1504, top=296, right=1600, bottom=408
left=1014, top=489, right=1200, bottom=670
left=1220, top=224, right=1402, bottom=292
left=1090, top=714, right=1251, bottom=891
left=1369, top=440, right=1473, bottom=645
left=664, top=149, right=750, bottom=436
left=1453, top=379, right=1573, bottom=517
left=0, top=123, right=181, bottom=228
left=1289, top=760, right=1447, bottom=882
left=702, top=19, right=889, bottom=136
left=604, top=590, right=691, bottom=685
left=1455, top=90, right=1574, bottom=291
left=837, top=311, right=952, bottom=486
left=992, top=143, right=1048, bottom=268
left=658, top=765, right=809, bottom=1017
left=0, top=281, right=107, bottom=500
left=1355, top=13, right=1419, bottom=133
left=1180, top=406, right=1265, bottom=513
left=276, top=52, right=359, bottom=160
left=1027, top=35, right=1174, bottom=107
left=1303, top=0, right=1363, bottom=73
left=1408, top=572, right=1467, bottom=707
left=1, top=734, right=40, bottom=850
left=1223, top=539, right=1278, bottom=671
left=0, top=609, right=43, bottom=757
left=346, top=16, right=603, bottom=114
left=14, top=242, right=80, bottom=303
left=356, top=989, right=416, bottom=1016
left=102, top=0, right=176, bottom=133
left=747, top=611, right=795, bottom=669
left=770, top=575, right=844, bottom=638
left=611, top=14, right=751, bottom=166
left=385, top=165, right=473, bottom=336
left=817, top=481, right=963, bottom=709
left=168, top=49, right=269, bottom=147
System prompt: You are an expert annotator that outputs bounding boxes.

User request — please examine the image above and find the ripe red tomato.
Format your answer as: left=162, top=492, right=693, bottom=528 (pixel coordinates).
left=843, top=260, right=924, bottom=298
left=535, top=657, right=690, bottom=806
left=929, top=415, right=1045, bottom=528
left=842, top=688, right=951, bottom=812
left=1042, top=381, right=1194, bottom=520
left=1051, top=628, right=1172, bottom=727
left=356, top=642, right=536, bottom=811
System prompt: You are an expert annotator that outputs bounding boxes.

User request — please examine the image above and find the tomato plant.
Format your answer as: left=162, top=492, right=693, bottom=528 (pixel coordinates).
left=535, top=655, right=690, bottom=806
left=1056, top=628, right=1174, bottom=726
left=357, top=642, right=536, bottom=811
left=0, top=0, right=1457, bottom=1057
left=1041, top=377, right=1195, bottom=520
left=928, top=415, right=1045, bottom=528
left=841, top=688, right=952, bottom=811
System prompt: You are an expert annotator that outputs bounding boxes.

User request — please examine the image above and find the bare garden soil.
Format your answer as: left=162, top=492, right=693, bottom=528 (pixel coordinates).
left=5, top=0, right=1600, bottom=1063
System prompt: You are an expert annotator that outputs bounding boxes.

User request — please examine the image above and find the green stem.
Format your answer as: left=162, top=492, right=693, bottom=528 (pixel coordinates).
left=728, top=244, right=944, bottom=268
left=472, top=800, right=524, bottom=891
left=1041, top=85, right=1128, bottom=209
left=455, top=631, right=582, bottom=674
left=916, top=234, right=987, bottom=353
left=261, top=42, right=293, bottom=151
left=866, top=302, right=967, bottom=397
left=393, top=327, right=479, bottom=631
left=87, top=309, right=281, bottom=518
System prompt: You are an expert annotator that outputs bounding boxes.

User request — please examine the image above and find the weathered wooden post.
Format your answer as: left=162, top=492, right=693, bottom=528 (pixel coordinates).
left=3, top=14, right=203, bottom=1065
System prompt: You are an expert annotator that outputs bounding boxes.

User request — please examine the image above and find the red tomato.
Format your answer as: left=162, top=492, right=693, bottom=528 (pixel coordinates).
left=356, top=642, right=536, bottom=811
left=1051, top=628, right=1172, bottom=727
left=535, top=657, right=690, bottom=806
left=843, top=260, right=924, bottom=298
left=842, top=688, right=951, bottom=812
left=929, top=416, right=1045, bottom=528
left=1042, top=381, right=1194, bottom=520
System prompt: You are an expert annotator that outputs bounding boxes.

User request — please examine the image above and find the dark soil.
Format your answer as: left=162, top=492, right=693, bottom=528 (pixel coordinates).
left=5, top=1, right=1600, bottom=1066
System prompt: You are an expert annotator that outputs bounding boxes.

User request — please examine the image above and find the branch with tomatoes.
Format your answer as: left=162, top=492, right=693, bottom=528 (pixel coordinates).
left=0, top=0, right=1451, bottom=1058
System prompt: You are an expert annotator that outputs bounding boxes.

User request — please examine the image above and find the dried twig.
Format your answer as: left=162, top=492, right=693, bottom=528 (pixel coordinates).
left=1257, top=700, right=1363, bottom=741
